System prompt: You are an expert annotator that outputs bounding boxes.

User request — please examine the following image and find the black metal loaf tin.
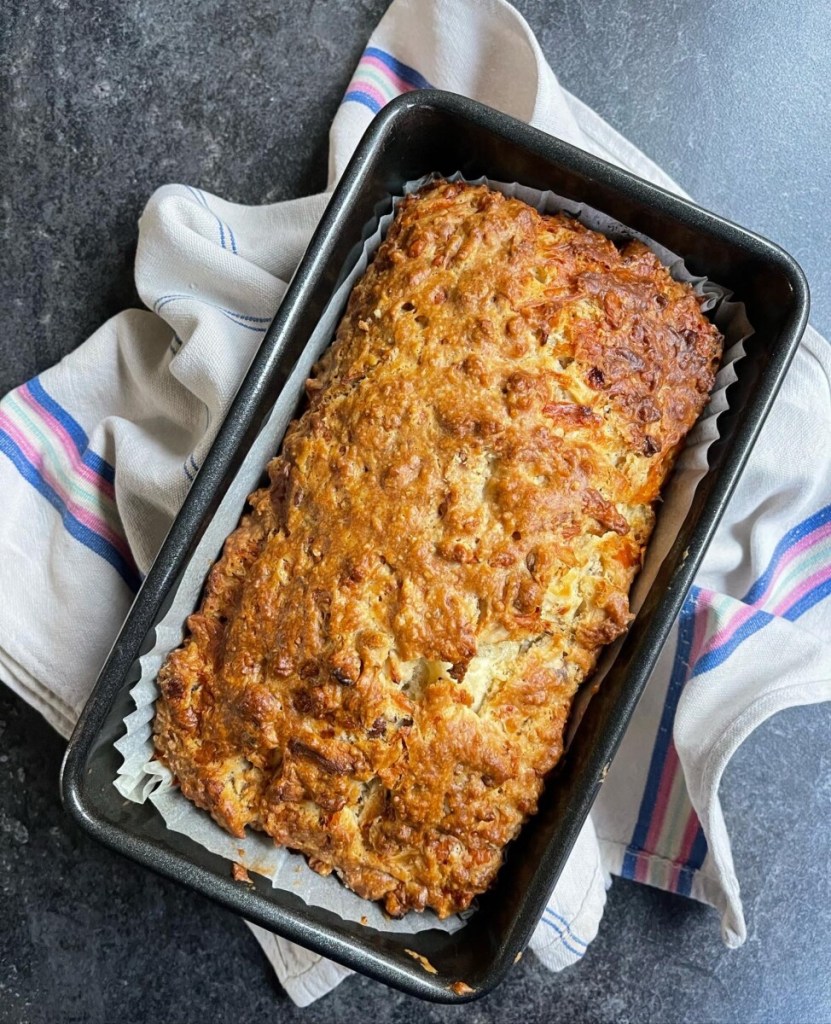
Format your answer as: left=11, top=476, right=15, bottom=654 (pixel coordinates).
left=61, top=91, right=808, bottom=1002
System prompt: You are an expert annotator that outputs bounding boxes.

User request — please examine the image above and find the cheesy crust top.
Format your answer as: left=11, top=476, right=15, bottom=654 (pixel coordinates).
left=154, top=181, right=722, bottom=918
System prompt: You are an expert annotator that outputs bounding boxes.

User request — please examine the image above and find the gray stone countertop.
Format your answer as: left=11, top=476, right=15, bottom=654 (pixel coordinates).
left=1, top=2, right=830, bottom=1022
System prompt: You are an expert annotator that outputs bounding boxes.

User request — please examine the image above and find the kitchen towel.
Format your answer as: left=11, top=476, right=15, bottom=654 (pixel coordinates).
left=1, top=0, right=829, bottom=1007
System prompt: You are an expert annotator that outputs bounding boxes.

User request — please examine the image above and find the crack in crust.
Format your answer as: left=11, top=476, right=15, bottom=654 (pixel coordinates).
left=154, top=180, right=723, bottom=918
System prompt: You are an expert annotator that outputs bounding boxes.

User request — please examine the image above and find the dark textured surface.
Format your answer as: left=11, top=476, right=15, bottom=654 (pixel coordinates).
left=1, top=1, right=830, bottom=1022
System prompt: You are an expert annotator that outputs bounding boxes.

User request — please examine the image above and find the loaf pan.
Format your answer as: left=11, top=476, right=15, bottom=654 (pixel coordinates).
left=61, top=90, right=809, bottom=1002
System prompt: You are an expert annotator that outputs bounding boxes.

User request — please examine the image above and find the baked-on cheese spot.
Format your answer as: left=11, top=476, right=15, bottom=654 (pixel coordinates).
left=154, top=180, right=723, bottom=918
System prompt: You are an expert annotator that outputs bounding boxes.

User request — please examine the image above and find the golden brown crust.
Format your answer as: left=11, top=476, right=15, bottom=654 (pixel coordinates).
left=154, top=181, right=722, bottom=918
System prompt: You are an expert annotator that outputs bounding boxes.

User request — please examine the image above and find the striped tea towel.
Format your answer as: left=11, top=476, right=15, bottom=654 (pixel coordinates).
left=2, top=0, right=830, bottom=1007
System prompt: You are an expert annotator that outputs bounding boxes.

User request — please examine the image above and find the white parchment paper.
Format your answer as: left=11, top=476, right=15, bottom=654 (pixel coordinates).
left=114, top=174, right=752, bottom=933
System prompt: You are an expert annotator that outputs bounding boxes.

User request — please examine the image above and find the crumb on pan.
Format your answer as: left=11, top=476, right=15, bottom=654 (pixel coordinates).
left=154, top=179, right=723, bottom=920
left=451, top=981, right=476, bottom=995
left=405, top=949, right=439, bottom=974
left=232, top=862, right=253, bottom=885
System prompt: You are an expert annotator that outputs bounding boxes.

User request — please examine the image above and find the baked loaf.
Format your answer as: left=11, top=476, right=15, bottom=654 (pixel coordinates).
left=154, top=180, right=722, bottom=918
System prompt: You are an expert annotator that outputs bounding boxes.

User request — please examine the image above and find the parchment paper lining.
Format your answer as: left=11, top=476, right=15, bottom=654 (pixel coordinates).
left=114, top=173, right=753, bottom=934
